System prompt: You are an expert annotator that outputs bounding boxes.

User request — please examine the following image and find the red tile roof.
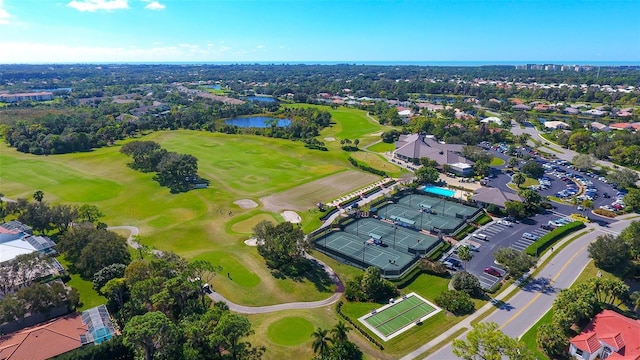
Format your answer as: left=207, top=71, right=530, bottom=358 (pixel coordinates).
left=570, top=310, right=640, bottom=358
left=0, top=314, right=87, bottom=360
left=610, top=122, right=632, bottom=129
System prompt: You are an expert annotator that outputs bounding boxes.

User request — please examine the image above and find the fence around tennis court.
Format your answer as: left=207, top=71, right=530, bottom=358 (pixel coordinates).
left=313, top=229, right=422, bottom=279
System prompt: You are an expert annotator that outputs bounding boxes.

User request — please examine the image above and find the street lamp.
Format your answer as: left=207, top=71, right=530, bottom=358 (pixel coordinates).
left=392, top=225, right=397, bottom=250
left=362, top=241, right=367, bottom=263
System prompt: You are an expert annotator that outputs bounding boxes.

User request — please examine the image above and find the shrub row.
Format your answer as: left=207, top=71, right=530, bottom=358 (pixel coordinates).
left=427, top=242, right=452, bottom=261
left=593, top=208, right=618, bottom=218
left=336, top=301, right=385, bottom=350
left=525, top=221, right=585, bottom=256
left=390, top=264, right=424, bottom=289
left=473, top=213, right=492, bottom=226
left=453, top=224, right=475, bottom=240
left=348, top=156, right=387, bottom=177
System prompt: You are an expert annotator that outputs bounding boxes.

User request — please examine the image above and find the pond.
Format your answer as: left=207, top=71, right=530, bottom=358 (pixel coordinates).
left=206, top=85, right=221, bottom=90
left=225, top=116, right=291, bottom=128
left=247, top=96, right=276, bottom=103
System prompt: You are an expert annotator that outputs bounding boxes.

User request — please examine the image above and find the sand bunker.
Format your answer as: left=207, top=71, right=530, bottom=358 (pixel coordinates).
left=324, top=137, right=336, bottom=141
left=282, top=211, right=302, bottom=223
left=244, top=238, right=259, bottom=246
left=234, top=199, right=259, bottom=209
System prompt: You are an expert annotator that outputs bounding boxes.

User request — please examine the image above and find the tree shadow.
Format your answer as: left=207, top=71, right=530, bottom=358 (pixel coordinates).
left=490, top=298, right=515, bottom=311
left=270, top=258, right=334, bottom=293
left=520, top=276, right=557, bottom=294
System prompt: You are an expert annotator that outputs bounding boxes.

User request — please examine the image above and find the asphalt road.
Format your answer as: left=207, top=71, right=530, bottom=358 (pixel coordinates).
left=418, top=218, right=630, bottom=360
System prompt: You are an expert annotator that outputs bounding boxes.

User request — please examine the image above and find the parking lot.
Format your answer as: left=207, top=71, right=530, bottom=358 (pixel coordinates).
left=442, top=144, right=620, bottom=289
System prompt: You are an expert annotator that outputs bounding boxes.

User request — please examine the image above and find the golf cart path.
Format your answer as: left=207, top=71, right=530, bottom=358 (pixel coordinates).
left=109, top=225, right=345, bottom=314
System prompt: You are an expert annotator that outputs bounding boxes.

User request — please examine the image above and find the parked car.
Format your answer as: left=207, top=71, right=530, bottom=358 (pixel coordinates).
left=497, top=219, right=512, bottom=226
left=540, top=224, right=553, bottom=230
left=505, top=216, right=518, bottom=223
left=484, top=267, right=502, bottom=277
left=473, top=233, right=488, bottom=241
left=522, top=232, right=539, bottom=241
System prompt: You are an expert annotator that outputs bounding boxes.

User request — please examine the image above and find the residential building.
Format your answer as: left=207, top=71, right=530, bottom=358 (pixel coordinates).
left=393, top=134, right=474, bottom=176
left=0, top=305, right=117, bottom=360
left=544, top=121, right=570, bottom=130
left=569, top=310, right=640, bottom=360
left=610, top=123, right=633, bottom=131
left=480, top=116, right=503, bottom=125
left=590, top=122, right=610, bottom=132
left=0, top=92, right=54, bottom=103
left=0, top=221, right=57, bottom=264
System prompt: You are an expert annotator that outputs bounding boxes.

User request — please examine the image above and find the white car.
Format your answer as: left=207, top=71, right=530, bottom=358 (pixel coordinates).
left=497, top=219, right=512, bottom=227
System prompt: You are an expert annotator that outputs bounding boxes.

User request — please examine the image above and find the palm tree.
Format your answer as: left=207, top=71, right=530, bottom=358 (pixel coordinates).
left=512, top=172, right=526, bottom=188
left=330, top=321, right=351, bottom=344
left=33, top=190, right=44, bottom=203
left=630, top=291, right=640, bottom=312
left=508, top=157, right=519, bottom=169
left=457, top=245, right=472, bottom=270
left=311, top=328, right=332, bottom=356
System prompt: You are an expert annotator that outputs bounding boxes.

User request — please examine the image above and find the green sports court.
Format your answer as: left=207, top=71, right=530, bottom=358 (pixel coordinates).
left=313, top=229, right=420, bottom=276
left=358, top=292, right=441, bottom=341
left=313, top=193, right=481, bottom=277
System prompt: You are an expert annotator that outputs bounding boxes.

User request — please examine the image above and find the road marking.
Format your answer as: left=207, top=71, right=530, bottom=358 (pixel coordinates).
left=499, top=242, right=589, bottom=330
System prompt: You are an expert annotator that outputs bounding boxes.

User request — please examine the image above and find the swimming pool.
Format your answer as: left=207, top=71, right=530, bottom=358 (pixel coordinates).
left=423, top=185, right=456, bottom=197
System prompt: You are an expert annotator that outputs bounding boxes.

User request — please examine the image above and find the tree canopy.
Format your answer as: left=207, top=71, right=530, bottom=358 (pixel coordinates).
left=453, top=322, right=536, bottom=360
left=254, top=220, right=309, bottom=276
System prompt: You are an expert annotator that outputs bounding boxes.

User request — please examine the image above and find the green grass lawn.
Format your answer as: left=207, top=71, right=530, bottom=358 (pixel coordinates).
left=57, top=256, right=107, bottom=311
left=0, top=131, right=346, bottom=306
left=520, top=309, right=552, bottom=360
left=350, top=151, right=405, bottom=178
left=247, top=308, right=337, bottom=360
left=489, top=157, right=505, bottom=166
left=285, top=104, right=397, bottom=148
left=508, top=177, right=539, bottom=190
left=337, top=272, right=481, bottom=357
left=367, top=141, right=395, bottom=153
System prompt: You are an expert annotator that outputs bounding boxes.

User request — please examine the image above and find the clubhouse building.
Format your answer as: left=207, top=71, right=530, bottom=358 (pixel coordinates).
left=393, top=134, right=474, bottom=176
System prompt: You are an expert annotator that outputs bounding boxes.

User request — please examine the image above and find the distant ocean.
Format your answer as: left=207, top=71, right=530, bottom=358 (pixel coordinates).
left=116, top=60, right=640, bottom=67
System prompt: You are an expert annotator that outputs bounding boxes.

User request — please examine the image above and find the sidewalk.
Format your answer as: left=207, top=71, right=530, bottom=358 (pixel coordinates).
left=399, top=222, right=595, bottom=360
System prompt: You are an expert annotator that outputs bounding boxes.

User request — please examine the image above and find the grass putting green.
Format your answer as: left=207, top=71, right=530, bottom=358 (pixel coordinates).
left=267, top=316, right=314, bottom=346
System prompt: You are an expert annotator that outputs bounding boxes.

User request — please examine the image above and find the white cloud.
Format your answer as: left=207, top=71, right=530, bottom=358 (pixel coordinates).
left=0, top=0, right=12, bottom=25
left=67, top=0, right=129, bottom=12
left=143, top=1, right=165, bottom=10
left=256, top=45, right=264, bottom=49
left=0, top=42, right=241, bottom=63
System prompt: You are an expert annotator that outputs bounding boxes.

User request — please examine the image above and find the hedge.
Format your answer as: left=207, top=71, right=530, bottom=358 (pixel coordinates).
left=525, top=221, right=585, bottom=256
left=390, top=265, right=425, bottom=289
left=453, top=224, right=475, bottom=240
left=347, top=156, right=387, bottom=177
left=427, top=241, right=452, bottom=261
left=336, top=301, right=385, bottom=350
left=473, top=213, right=492, bottom=226
left=593, top=208, right=618, bottom=218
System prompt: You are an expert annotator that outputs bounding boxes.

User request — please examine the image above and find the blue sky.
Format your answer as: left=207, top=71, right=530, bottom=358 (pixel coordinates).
left=0, top=0, right=638, bottom=63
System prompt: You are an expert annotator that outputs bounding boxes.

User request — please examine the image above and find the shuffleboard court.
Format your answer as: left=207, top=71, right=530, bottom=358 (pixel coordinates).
left=358, top=292, right=441, bottom=341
